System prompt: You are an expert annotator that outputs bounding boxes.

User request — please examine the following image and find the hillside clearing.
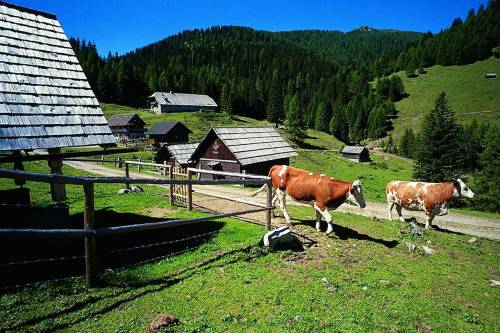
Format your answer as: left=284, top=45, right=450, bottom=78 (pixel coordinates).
left=389, top=57, right=500, bottom=139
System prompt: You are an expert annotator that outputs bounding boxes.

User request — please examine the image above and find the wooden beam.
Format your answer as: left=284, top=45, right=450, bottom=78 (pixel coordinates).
left=266, top=180, right=273, bottom=231
left=187, top=169, right=193, bottom=211
left=0, top=148, right=137, bottom=164
left=48, top=148, right=66, bottom=202
left=83, top=183, right=98, bottom=288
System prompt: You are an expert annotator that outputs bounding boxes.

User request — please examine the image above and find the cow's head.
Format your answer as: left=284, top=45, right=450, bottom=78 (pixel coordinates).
left=347, top=179, right=366, bottom=208
left=453, top=178, right=475, bottom=199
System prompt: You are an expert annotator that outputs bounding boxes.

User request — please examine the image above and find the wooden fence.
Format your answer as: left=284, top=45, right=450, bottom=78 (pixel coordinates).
left=0, top=168, right=273, bottom=288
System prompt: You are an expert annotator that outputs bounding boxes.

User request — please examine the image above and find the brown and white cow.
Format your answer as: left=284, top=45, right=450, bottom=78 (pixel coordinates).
left=252, top=165, right=366, bottom=234
left=386, top=179, right=474, bottom=229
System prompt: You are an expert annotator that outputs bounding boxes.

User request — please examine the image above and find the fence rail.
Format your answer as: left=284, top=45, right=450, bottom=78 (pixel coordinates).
left=0, top=166, right=273, bottom=288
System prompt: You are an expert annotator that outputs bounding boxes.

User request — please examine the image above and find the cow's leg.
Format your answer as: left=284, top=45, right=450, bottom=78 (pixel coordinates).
left=315, top=210, right=322, bottom=231
left=425, top=212, right=435, bottom=229
left=395, top=204, right=405, bottom=222
left=276, top=189, right=291, bottom=224
left=387, top=201, right=394, bottom=220
left=314, top=203, right=333, bottom=234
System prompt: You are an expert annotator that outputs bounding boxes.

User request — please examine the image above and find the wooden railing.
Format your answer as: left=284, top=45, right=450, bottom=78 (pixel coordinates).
left=0, top=168, right=273, bottom=288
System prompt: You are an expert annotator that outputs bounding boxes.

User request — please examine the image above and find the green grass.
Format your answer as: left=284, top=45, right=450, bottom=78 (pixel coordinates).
left=0, top=163, right=499, bottom=332
left=389, top=57, right=500, bottom=139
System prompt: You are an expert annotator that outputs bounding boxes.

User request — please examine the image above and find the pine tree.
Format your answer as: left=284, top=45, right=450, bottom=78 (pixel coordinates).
left=389, top=75, right=405, bottom=101
left=285, top=94, right=306, bottom=143
left=399, top=127, right=416, bottom=158
left=266, top=80, right=282, bottom=126
left=413, top=92, right=463, bottom=181
left=220, top=84, right=233, bottom=116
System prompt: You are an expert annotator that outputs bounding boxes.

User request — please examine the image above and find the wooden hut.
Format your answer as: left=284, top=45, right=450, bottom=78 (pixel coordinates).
left=149, top=92, right=217, bottom=114
left=107, top=114, right=146, bottom=141
left=190, top=127, right=297, bottom=178
left=145, top=121, right=192, bottom=146
left=340, top=146, right=370, bottom=162
left=154, top=143, right=199, bottom=168
left=0, top=2, right=115, bottom=202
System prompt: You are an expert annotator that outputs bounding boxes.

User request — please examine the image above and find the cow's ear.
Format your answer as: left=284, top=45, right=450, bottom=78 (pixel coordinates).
left=453, top=179, right=460, bottom=189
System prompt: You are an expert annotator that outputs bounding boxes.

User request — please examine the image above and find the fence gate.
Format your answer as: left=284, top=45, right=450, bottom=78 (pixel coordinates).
left=171, top=166, right=188, bottom=205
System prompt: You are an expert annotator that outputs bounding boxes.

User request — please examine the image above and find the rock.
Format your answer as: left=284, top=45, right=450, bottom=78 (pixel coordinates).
left=149, top=313, right=180, bottom=333
left=262, top=226, right=302, bottom=250
left=372, top=216, right=380, bottom=222
left=469, top=237, right=477, bottom=244
left=407, top=242, right=416, bottom=252
left=321, top=277, right=336, bottom=292
left=490, top=279, right=500, bottom=287
left=130, top=185, right=144, bottom=193
left=422, top=246, right=436, bottom=255
left=410, top=222, right=422, bottom=236
left=117, top=188, right=131, bottom=195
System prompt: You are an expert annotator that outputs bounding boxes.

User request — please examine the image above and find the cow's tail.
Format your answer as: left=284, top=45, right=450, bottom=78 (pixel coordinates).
left=250, top=184, right=267, bottom=197
left=250, top=165, right=278, bottom=197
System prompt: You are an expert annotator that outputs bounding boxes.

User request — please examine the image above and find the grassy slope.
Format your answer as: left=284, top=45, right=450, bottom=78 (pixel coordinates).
left=0, top=162, right=498, bottom=332
left=389, top=57, right=500, bottom=139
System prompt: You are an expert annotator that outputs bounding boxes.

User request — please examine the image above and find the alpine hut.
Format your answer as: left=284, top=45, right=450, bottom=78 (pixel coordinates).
left=190, top=127, right=297, bottom=178
left=145, top=121, right=192, bottom=146
left=340, top=146, right=370, bottom=162
left=107, top=114, right=146, bottom=141
left=0, top=2, right=115, bottom=202
left=154, top=142, right=199, bottom=168
left=149, top=92, right=217, bottom=114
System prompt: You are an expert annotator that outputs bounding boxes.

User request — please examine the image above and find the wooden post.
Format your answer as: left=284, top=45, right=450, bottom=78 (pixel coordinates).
left=83, top=183, right=97, bottom=288
left=266, top=180, right=273, bottom=231
left=48, top=148, right=66, bottom=202
left=163, top=161, right=167, bottom=176
left=101, top=155, right=104, bottom=164
left=169, top=166, right=174, bottom=206
left=13, top=151, right=26, bottom=187
left=138, top=157, right=141, bottom=172
left=187, top=169, right=193, bottom=211
left=125, top=163, right=130, bottom=189
left=118, top=157, right=122, bottom=168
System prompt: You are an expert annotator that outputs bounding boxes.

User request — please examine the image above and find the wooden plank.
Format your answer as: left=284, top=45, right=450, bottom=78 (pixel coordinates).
left=83, top=183, right=98, bottom=288
left=266, top=180, right=273, bottom=231
left=187, top=167, right=269, bottom=180
left=169, top=167, right=174, bottom=206
left=0, top=148, right=137, bottom=163
left=194, top=190, right=267, bottom=208
left=187, top=169, right=193, bottom=211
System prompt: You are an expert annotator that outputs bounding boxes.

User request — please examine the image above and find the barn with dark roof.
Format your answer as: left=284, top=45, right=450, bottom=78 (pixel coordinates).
left=190, top=126, right=297, bottom=178
left=145, top=121, right=192, bottom=146
left=107, top=114, right=146, bottom=141
left=340, top=145, right=370, bottom=162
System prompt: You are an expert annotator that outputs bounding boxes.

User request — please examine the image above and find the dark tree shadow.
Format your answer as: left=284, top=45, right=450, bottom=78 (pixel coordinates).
left=297, top=219, right=398, bottom=248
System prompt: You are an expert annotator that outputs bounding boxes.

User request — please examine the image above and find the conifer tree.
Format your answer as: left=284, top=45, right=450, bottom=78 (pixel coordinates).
left=220, top=84, right=233, bottom=116
left=413, top=92, right=463, bottom=181
left=285, top=94, right=306, bottom=143
left=399, top=127, right=416, bottom=158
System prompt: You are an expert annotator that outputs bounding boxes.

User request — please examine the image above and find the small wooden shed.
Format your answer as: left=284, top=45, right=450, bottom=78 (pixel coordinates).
left=154, top=142, right=199, bottom=168
left=145, top=121, right=192, bottom=146
left=107, top=114, right=146, bottom=141
left=149, top=92, right=218, bottom=114
left=190, top=126, right=297, bottom=178
left=340, top=146, right=370, bottom=162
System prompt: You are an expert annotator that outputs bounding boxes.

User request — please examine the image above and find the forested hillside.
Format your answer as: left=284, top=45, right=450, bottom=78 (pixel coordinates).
left=71, top=0, right=499, bottom=145
left=274, top=27, right=422, bottom=72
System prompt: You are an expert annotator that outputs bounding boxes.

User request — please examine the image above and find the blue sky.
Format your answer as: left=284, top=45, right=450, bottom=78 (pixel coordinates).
left=9, top=0, right=485, bottom=56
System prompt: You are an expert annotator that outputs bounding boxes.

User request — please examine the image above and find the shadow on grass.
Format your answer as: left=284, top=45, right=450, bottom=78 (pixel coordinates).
left=0, top=209, right=223, bottom=288
left=298, top=219, right=398, bottom=248
left=5, top=245, right=268, bottom=332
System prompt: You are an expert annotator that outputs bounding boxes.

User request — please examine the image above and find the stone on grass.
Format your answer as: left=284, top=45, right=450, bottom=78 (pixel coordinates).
left=262, top=226, right=302, bottom=250
left=490, top=279, right=500, bottom=287
left=410, top=222, right=422, bottom=236
left=469, top=237, right=477, bottom=244
left=407, top=242, right=416, bottom=252
left=149, top=313, right=180, bottom=333
left=130, top=185, right=144, bottom=193
left=117, top=188, right=131, bottom=195
left=422, top=246, right=436, bottom=255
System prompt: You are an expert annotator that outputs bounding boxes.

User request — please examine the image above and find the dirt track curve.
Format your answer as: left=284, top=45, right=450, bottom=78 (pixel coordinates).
left=64, top=160, right=500, bottom=240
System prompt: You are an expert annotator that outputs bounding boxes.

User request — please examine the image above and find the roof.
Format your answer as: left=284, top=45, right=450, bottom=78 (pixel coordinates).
left=166, top=142, right=199, bottom=166
left=145, top=121, right=192, bottom=136
left=150, top=92, right=217, bottom=108
left=108, top=114, right=144, bottom=127
left=340, top=146, right=368, bottom=154
left=0, top=2, right=115, bottom=151
left=193, top=126, right=297, bottom=166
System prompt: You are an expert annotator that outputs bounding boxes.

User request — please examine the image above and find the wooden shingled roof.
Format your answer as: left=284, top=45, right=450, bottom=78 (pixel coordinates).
left=192, top=126, right=297, bottom=166
left=0, top=2, right=115, bottom=151
left=166, top=142, right=199, bottom=166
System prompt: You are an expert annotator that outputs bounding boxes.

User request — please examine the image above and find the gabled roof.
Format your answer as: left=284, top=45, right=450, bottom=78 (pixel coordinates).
left=340, top=146, right=368, bottom=154
left=107, top=114, right=144, bottom=127
left=192, top=126, right=297, bottom=166
left=0, top=2, right=115, bottom=151
left=145, top=121, right=192, bottom=136
left=166, top=142, right=199, bottom=166
left=150, top=92, right=217, bottom=108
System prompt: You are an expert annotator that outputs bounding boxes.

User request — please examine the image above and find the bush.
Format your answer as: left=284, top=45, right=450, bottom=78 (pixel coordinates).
left=492, top=46, right=500, bottom=58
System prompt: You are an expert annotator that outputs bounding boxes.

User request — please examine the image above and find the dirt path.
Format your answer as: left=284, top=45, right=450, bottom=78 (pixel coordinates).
left=64, top=160, right=500, bottom=240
